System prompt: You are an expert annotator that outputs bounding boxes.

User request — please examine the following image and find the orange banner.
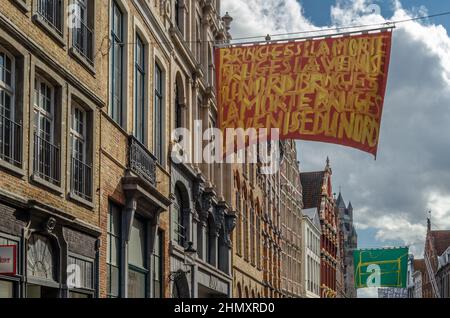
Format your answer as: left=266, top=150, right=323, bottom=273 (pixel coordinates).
left=216, top=31, right=393, bottom=157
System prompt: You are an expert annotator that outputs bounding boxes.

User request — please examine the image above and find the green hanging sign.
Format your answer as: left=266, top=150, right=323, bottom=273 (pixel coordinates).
left=354, top=247, right=409, bottom=289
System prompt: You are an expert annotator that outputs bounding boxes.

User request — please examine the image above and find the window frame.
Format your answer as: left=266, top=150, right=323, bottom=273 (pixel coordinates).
left=151, top=229, right=163, bottom=298
left=110, top=0, right=125, bottom=127
left=107, top=202, right=121, bottom=298
left=33, top=75, right=55, bottom=144
left=70, top=103, right=86, bottom=163
left=67, top=253, right=96, bottom=298
left=127, top=215, right=148, bottom=299
left=69, top=0, right=95, bottom=69
left=154, top=62, right=165, bottom=164
left=33, top=0, right=65, bottom=44
left=0, top=46, right=16, bottom=120
left=0, top=232, right=21, bottom=298
left=134, top=34, right=146, bottom=144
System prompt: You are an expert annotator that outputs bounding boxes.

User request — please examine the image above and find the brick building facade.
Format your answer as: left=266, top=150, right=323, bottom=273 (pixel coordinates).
left=0, top=0, right=106, bottom=298
left=280, top=140, right=303, bottom=298
left=301, top=159, right=338, bottom=298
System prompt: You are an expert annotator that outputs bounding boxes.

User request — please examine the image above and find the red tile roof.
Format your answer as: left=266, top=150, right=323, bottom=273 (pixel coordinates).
left=430, top=230, right=450, bottom=256
left=300, top=171, right=325, bottom=209
left=414, top=259, right=426, bottom=274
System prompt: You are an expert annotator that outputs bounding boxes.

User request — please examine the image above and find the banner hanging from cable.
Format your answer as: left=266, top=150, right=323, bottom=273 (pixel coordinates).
left=216, top=29, right=393, bottom=157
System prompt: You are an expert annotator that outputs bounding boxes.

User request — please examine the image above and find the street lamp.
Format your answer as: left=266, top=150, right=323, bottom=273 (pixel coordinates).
left=169, top=241, right=197, bottom=281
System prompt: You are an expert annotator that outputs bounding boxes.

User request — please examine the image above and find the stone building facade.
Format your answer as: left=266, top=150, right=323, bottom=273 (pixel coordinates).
left=168, top=0, right=235, bottom=298
left=232, top=158, right=265, bottom=298
left=0, top=0, right=106, bottom=298
left=436, top=246, right=450, bottom=298
left=260, top=148, right=283, bottom=298
left=302, top=208, right=321, bottom=298
left=280, top=140, right=303, bottom=298
left=335, top=192, right=357, bottom=298
left=301, top=159, right=338, bottom=298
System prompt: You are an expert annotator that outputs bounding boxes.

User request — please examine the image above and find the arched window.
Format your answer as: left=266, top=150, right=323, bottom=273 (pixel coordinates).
left=174, top=0, right=184, bottom=35
left=175, top=84, right=182, bottom=130
left=236, top=283, right=242, bottom=298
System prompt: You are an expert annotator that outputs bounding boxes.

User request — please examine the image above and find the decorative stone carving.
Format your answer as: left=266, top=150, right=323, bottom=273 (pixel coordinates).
left=45, top=217, right=57, bottom=233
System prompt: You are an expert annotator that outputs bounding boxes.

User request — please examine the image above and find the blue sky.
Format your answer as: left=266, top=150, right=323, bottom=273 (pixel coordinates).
left=300, top=0, right=450, bottom=30
left=223, top=0, right=450, bottom=297
left=295, top=0, right=450, bottom=252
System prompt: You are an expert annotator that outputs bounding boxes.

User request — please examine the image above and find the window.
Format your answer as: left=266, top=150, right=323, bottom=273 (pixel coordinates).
left=250, top=207, right=255, bottom=265
left=235, top=191, right=242, bottom=255
left=256, top=212, right=261, bottom=268
left=36, top=0, right=63, bottom=35
left=0, top=48, right=21, bottom=167
left=152, top=230, right=163, bottom=298
left=243, top=200, right=248, bottom=261
left=174, top=0, right=183, bottom=33
left=0, top=280, right=13, bottom=298
left=72, top=0, right=94, bottom=64
left=70, top=104, right=92, bottom=201
left=110, top=1, right=124, bottom=126
left=154, top=63, right=164, bottom=164
left=205, top=216, right=213, bottom=265
left=128, top=217, right=148, bottom=298
left=0, top=234, right=19, bottom=295
left=195, top=21, right=201, bottom=63
left=172, top=187, right=186, bottom=247
left=68, top=255, right=94, bottom=298
left=107, top=202, right=121, bottom=298
left=33, top=75, right=60, bottom=185
left=134, top=35, right=145, bottom=143
left=175, top=82, right=183, bottom=129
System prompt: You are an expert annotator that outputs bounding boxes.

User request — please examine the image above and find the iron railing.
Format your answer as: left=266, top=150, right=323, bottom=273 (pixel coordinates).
left=128, top=136, right=157, bottom=186
left=71, top=156, right=92, bottom=201
left=34, top=133, right=60, bottom=186
left=72, top=17, right=94, bottom=64
left=36, top=0, right=63, bottom=35
left=0, top=114, right=22, bottom=167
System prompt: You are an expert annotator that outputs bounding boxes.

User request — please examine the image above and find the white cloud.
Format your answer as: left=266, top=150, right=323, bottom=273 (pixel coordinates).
left=222, top=0, right=450, bottom=257
left=222, top=0, right=316, bottom=40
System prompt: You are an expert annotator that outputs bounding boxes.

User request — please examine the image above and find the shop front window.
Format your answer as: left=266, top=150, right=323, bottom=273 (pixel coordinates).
left=68, top=255, right=95, bottom=298
left=0, top=280, right=13, bottom=298
left=128, top=217, right=147, bottom=298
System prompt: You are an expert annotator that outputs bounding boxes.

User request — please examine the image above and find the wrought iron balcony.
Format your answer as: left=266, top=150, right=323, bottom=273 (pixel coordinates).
left=128, top=136, right=157, bottom=186
left=36, top=0, right=63, bottom=35
left=72, top=17, right=94, bottom=64
left=71, top=156, right=92, bottom=201
left=0, top=114, right=22, bottom=167
left=34, top=133, right=60, bottom=186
